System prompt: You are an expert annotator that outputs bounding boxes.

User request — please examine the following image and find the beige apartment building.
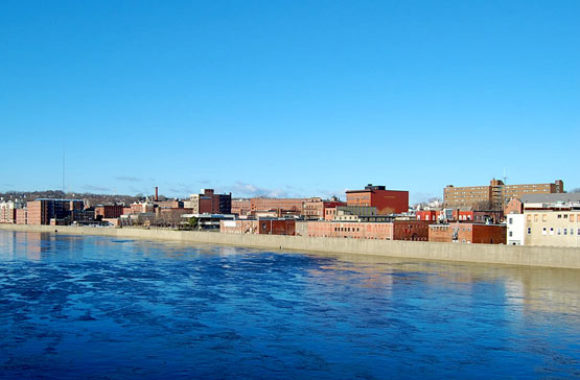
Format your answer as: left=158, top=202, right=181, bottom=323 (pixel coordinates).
left=521, top=210, right=580, bottom=247
left=444, top=179, right=564, bottom=210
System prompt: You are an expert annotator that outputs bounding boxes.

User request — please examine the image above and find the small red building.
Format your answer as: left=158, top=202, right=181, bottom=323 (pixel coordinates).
left=416, top=210, right=439, bottom=221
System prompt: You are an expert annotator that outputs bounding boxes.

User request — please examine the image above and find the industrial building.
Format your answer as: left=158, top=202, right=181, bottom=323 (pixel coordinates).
left=306, top=220, right=431, bottom=241
left=444, top=179, right=564, bottom=210
left=428, top=223, right=507, bottom=244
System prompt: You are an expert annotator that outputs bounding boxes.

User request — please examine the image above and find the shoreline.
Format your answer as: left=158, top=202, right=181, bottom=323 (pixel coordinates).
left=0, top=224, right=579, bottom=269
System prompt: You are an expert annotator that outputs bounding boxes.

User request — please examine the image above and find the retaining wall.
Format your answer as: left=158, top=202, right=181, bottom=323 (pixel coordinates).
left=0, top=224, right=579, bottom=269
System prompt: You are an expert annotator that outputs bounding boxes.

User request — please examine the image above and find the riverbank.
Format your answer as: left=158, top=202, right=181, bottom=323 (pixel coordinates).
left=1, top=224, right=579, bottom=269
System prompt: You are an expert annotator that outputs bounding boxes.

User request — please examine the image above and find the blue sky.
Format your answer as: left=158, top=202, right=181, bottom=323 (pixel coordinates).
left=1, top=1, right=578, bottom=202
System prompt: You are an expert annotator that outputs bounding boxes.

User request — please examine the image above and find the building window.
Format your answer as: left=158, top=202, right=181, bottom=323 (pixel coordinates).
left=564, top=228, right=567, bottom=235
left=527, top=227, right=531, bottom=235
left=558, top=214, right=562, bottom=219
left=564, top=214, right=568, bottom=219
left=509, top=231, right=513, bottom=237
left=509, top=217, right=513, bottom=224
left=542, top=227, right=547, bottom=235
left=550, top=228, right=554, bottom=235
left=557, top=228, right=561, bottom=235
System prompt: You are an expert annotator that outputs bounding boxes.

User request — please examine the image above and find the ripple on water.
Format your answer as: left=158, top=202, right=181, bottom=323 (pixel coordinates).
left=0, top=231, right=579, bottom=379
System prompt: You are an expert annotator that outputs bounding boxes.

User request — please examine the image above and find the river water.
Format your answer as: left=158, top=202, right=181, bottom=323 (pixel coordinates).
left=0, top=230, right=578, bottom=379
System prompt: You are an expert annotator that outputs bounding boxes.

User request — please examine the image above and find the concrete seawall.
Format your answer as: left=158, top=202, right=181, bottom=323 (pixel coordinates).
left=1, top=224, right=579, bottom=269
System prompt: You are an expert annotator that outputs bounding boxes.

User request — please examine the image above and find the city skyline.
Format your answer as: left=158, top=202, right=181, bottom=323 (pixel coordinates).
left=1, top=1, right=579, bottom=201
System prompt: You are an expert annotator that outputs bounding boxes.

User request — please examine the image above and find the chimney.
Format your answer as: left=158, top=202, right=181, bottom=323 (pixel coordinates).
left=155, top=187, right=159, bottom=202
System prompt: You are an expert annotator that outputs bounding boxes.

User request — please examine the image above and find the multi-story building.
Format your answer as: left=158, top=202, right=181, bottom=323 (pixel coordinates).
left=26, top=199, right=84, bottom=225
left=517, top=210, right=580, bottom=247
left=231, top=199, right=251, bottom=216
left=189, top=189, right=232, bottom=214
left=346, top=184, right=409, bottom=215
left=505, top=193, right=580, bottom=247
left=94, top=205, right=124, bottom=219
left=127, top=200, right=155, bottom=215
left=444, top=179, right=564, bottom=210
left=302, top=197, right=346, bottom=220
left=0, top=200, right=23, bottom=224
left=15, top=208, right=27, bottom=225
left=250, top=197, right=304, bottom=215
left=428, top=223, right=506, bottom=244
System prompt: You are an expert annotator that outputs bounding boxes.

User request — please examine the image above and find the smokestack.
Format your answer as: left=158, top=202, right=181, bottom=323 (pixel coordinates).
left=155, top=187, right=159, bottom=202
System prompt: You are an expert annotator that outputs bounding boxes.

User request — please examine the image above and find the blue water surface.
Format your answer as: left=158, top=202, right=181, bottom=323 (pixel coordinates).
left=0, top=230, right=578, bottom=379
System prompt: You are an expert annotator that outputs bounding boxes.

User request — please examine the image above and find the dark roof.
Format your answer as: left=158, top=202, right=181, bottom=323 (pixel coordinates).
left=520, top=193, right=580, bottom=204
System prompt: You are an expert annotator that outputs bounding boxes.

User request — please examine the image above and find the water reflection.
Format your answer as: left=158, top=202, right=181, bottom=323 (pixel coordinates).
left=0, top=230, right=578, bottom=379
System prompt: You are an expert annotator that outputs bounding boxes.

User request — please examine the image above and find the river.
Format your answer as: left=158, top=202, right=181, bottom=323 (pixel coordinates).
left=0, top=230, right=578, bottom=379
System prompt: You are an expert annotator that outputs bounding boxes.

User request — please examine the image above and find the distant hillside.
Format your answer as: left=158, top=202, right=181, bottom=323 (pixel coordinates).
left=0, top=190, right=152, bottom=207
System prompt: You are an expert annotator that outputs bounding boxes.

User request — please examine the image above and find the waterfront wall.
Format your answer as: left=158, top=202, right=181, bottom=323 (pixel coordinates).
left=1, top=224, right=579, bottom=269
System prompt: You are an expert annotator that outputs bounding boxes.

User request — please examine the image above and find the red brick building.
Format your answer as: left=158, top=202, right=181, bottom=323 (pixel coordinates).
left=428, top=223, right=506, bottom=244
left=250, top=198, right=304, bottom=214
left=302, top=198, right=347, bottom=220
left=220, top=219, right=296, bottom=235
left=95, top=205, right=124, bottom=219
left=346, top=184, right=408, bottom=215
left=15, top=209, right=27, bottom=225
left=504, top=198, right=523, bottom=215
left=189, top=189, right=232, bottom=214
left=416, top=210, right=439, bottom=221
left=156, top=199, right=183, bottom=209
left=231, top=199, right=251, bottom=216
left=306, top=220, right=431, bottom=240
left=27, top=199, right=84, bottom=225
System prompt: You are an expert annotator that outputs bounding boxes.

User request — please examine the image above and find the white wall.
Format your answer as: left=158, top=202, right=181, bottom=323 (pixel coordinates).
left=507, top=213, right=526, bottom=245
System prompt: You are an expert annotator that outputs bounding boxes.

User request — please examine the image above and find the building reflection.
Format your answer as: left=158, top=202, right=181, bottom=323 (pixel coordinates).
left=304, top=251, right=580, bottom=317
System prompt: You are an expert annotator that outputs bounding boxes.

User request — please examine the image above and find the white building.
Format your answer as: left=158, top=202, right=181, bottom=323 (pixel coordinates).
left=506, top=213, right=526, bottom=245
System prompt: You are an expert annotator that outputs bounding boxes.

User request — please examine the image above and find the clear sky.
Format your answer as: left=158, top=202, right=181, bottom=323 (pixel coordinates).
left=1, top=1, right=579, bottom=202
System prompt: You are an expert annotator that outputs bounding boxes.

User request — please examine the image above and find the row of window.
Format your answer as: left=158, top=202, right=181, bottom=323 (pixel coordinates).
left=527, top=214, right=579, bottom=222
left=334, top=227, right=361, bottom=232
left=536, top=227, right=580, bottom=236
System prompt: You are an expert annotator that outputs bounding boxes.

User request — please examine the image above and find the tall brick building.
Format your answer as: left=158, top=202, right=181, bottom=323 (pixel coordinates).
left=189, top=189, right=232, bottom=214
left=27, top=199, right=84, bottom=225
left=444, top=179, right=564, bottom=210
left=346, top=184, right=408, bottom=215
